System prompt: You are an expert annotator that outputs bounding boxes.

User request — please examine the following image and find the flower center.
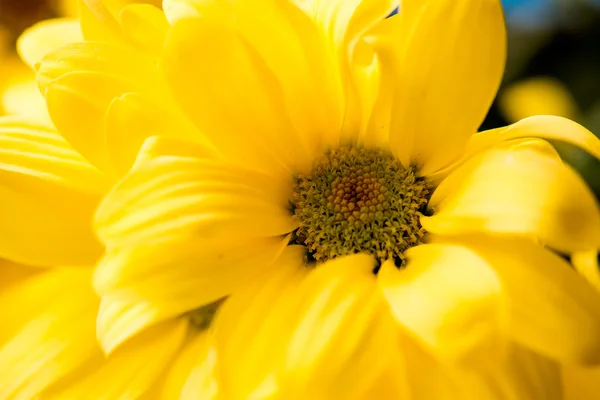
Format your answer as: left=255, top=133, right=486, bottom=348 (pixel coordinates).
left=292, top=146, right=431, bottom=265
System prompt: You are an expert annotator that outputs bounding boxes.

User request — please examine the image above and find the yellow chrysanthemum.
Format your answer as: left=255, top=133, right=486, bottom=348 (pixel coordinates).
left=2, top=0, right=600, bottom=398
left=499, top=77, right=580, bottom=123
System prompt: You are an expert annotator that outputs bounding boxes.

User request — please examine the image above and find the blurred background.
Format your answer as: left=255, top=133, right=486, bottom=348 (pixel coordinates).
left=0, top=0, right=599, bottom=196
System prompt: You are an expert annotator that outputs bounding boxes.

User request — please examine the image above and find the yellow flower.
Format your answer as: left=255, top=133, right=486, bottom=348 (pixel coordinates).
left=498, top=77, right=580, bottom=123
left=1, top=0, right=600, bottom=398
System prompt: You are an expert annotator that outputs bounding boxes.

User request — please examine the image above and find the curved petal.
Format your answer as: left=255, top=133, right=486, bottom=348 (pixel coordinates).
left=466, top=115, right=600, bottom=162
left=0, top=117, right=107, bottom=266
left=572, top=251, right=600, bottom=292
left=17, top=18, right=82, bottom=68
left=168, top=0, right=346, bottom=153
left=216, top=252, right=397, bottom=399
left=443, top=235, right=600, bottom=366
left=36, top=41, right=161, bottom=93
left=104, top=93, right=214, bottom=174
left=403, top=338, right=561, bottom=400
left=378, top=0, right=506, bottom=175
left=378, top=244, right=506, bottom=365
left=95, top=155, right=296, bottom=247
left=79, top=0, right=124, bottom=42
left=37, top=40, right=166, bottom=174
left=79, top=0, right=162, bottom=42
left=0, top=260, right=38, bottom=292
left=129, top=136, right=222, bottom=176
left=214, top=246, right=309, bottom=399
left=160, top=331, right=219, bottom=400
left=424, top=147, right=600, bottom=253
left=0, top=77, right=50, bottom=122
left=95, top=236, right=289, bottom=354
left=562, top=365, right=600, bottom=400
left=307, top=0, right=397, bottom=141
left=47, top=319, right=187, bottom=399
left=118, top=4, right=170, bottom=58
left=162, top=12, right=316, bottom=177
left=0, top=268, right=101, bottom=399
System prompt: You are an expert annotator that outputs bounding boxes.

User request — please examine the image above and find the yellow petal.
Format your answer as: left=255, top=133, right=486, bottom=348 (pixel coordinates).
left=160, top=331, right=219, bottom=400
left=96, top=155, right=295, bottom=247
left=37, top=40, right=166, bottom=174
left=499, top=77, right=579, bottom=123
left=215, top=246, right=309, bottom=399
left=467, top=115, right=600, bottom=162
left=0, top=268, right=101, bottom=399
left=130, top=136, right=221, bottom=173
left=218, top=252, right=397, bottom=399
left=378, top=244, right=505, bottom=365
left=424, top=147, right=600, bottom=253
left=118, top=4, right=169, bottom=58
left=280, top=254, right=396, bottom=398
left=1, top=78, right=51, bottom=123
left=168, top=0, right=346, bottom=154
left=572, top=251, right=600, bottom=291
left=378, top=0, right=506, bottom=175
left=162, top=0, right=203, bottom=23
left=0, top=260, right=38, bottom=292
left=47, top=319, right=186, bottom=399
left=104, top=93, right=212, bottom=174
left=447, top=236, right=600, bottom=365
left=162, top=13, right=316, bottom=177
left=562, top=365, right=600, bottom=400
left=36, top=40, right=160, bottom=93
left=78, top=0, right=126, bottom=42
left=0, top=116, right=107, bottom=266
left=17, top=18, right=82, bottom=68
left=95, top=236, right=289, bottom=354
left=403, top=337, right=561, bottom=400
left=308, top=0, right=397, bottom=142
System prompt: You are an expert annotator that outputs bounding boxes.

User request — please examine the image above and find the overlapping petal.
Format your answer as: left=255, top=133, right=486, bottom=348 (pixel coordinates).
left=163, top=10, right=318, bottom=177
left=0, top=117, right=107, bottom=266
left=95, top=236, right=289, bottom=354
left=424, top=146, right=600, bottom=253
left=162, top=0, right=345, bottom=155
left=378, top=243, right=506, bottom=365
left=216, top=251, right=397, bottom=399
left=17, top=18, right=82, bottom=68
left=46, top=319, right=187, bottom=399
left=118, top=4, right=170, bottom=59
left=214, top=246, right=309, bottom=399
left=37, top=40, right=169, bottom=174
left=160, top=331, right=219, bottom=400
left=95, top=155, right=296, bottom=246
left=403, top=338, right=560, bottom=399
left=376, top=0, right=506, bottom=175
left=0, top=268, right=101, bottom=399
left=439, top=236, right=600, bottom=365
left=304, top=0, right=397, bottom=141
left=572, top=251, right=600, bottom=291
left=466, top=115, right=600, bottom=162
left=104, top=93, right=213, bottom=174
left=79, top=0, right=162, bottom=42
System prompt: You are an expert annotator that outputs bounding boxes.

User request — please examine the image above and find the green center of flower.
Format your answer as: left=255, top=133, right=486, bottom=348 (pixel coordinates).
left=292, top=146, right=431, bottom=264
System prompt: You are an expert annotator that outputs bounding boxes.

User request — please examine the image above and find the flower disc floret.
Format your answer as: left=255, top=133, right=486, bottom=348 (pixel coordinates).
left=292, top=146, right=431, bottom=264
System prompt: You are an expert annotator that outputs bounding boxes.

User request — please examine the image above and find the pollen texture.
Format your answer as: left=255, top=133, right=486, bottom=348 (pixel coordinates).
left=292, top=146, right=431, bottom=264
